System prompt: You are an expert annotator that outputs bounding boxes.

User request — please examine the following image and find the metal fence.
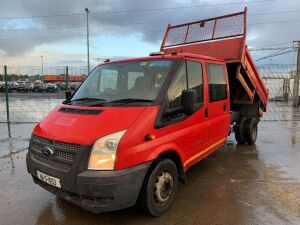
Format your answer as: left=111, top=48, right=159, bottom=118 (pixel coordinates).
left=259, top=64, right=299, bottom=121
left=0, top=64, right=299, bottom=123
left=262, top=78, right=300, bottom=121
left=0, top=65, right=87, bottom=123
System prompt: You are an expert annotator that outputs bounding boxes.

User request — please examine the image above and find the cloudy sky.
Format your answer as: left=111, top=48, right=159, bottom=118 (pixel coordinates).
left=0, top=0, right=299, bottom=71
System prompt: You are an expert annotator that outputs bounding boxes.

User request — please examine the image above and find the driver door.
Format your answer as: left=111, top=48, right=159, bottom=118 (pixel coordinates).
left=156, top=59, right=210, bottom=167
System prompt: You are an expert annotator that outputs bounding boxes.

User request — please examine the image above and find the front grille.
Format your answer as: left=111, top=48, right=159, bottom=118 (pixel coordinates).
left=55, top=149, right=76, bottom=160
left=30, top=135, right=80, bottom=171
left=33, top=135, right=80, bottom=150
left=34, top=154, right=72, bottom=170
left=31, top=142, right=76, bottom=161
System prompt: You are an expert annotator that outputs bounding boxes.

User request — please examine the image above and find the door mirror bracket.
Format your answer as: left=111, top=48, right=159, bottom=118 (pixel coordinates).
left=65, top=91, right=72, bottom=100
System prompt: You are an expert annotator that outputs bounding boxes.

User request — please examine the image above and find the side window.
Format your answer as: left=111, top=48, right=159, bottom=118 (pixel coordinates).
left=100, top=69, right=118, bottom=92
left=167, top=63, right=187, bottom=109
left=206, top=64, right=227, bottom=102
left=186, top=61, right=203, bottom=105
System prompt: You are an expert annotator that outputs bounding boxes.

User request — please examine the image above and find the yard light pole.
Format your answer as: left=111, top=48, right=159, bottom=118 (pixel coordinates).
left=41, top=56, right=44, bottom=82
left=292, top=41, right=300, bottom=107
left=85, top=8, right=90, bottom=75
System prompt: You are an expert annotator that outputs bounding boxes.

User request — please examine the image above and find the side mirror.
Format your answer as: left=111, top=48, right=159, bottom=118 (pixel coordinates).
left=181, top=90, right=196, bottom=115
left=65, top=91, right=71, bottom=99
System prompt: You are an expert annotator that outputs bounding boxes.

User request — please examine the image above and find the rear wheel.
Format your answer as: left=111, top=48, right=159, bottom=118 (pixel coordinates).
left=243, top=118, right=258, bottom=145
left=138, top=159, right=178, bottom=216
left=234, top=118, right=246, bottom=144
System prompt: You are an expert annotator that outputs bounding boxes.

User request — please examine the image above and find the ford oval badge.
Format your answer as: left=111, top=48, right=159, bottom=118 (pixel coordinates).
left=41, top=147, right=55, bottom=157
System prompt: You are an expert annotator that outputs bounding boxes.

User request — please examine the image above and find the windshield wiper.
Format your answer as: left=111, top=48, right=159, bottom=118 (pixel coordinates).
left=108, top=98, right=153, bottom=103
left=77, top=98, right=153, bottom=107
left=65, top=97, right=107, bottom=104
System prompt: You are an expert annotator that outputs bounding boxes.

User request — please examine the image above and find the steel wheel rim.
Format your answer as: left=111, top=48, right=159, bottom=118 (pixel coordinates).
left=153, top=170, right=174, bottom=206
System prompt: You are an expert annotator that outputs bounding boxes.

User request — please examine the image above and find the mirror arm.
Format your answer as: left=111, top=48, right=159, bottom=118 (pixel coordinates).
left=65, top=91, right=72, bottom=100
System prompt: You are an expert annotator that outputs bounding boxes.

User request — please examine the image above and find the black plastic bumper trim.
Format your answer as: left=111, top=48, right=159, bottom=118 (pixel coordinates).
left=30, top=161, right=152, bottom=213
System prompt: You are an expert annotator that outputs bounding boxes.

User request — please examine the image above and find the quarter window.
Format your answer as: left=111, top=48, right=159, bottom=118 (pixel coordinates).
left=206, top=64, right=227, bottom=102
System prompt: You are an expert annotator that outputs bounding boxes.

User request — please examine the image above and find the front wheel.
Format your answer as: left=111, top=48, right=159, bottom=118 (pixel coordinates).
left=138, top=159, right=178, bottom=216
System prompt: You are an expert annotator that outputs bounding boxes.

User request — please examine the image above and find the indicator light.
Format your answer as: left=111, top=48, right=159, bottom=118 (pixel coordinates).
left=145, top=134, right=156, bottom=141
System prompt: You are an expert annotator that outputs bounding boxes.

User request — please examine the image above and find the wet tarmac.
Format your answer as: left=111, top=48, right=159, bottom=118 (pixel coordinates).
left=0, top=121, right=299, bottom=225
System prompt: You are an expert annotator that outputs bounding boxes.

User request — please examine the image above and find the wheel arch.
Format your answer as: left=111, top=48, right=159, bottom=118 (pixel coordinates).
left=149, top=150, right=186, bottom=184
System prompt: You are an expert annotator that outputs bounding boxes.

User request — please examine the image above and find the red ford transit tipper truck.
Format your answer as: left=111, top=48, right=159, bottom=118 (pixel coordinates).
left=27, top=8, right=268, bottom=216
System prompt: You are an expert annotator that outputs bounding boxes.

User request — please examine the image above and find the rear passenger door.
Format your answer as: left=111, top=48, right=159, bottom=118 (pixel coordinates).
left=205, top=62, right=230, bottom=144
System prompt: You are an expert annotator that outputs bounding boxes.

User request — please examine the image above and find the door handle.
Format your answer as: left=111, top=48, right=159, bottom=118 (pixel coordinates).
left=223, top=103, right=227, bottom=112
left=205, top=108, right=208, bottom=118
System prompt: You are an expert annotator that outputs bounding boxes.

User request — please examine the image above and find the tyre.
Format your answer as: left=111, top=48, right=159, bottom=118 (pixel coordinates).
left=138, top=159, right=178, bottom=216
left=234, top=117, right=246, bottom=144
left=242, top=117, right=258, bottom=145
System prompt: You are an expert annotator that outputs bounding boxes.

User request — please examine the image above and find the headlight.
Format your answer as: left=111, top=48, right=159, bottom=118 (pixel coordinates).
left=88, top=130, right=127, bottom=170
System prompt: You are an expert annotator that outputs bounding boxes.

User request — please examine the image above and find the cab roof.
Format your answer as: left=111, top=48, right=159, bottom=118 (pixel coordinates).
left=99, top=53, right=224, bottom=66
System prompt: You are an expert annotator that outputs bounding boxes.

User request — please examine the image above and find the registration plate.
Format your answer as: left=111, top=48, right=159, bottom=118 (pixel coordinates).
left=37, top=170, right=61, bottom=188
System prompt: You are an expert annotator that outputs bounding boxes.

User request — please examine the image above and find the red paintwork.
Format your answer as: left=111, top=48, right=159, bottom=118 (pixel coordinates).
left=33, top=104, right=146, bottom=145
left=242, top=48, right=269, bottom=106
left=99, top=53, right=222, bottom=66
left=163, top=37, right=245, bottom=62
left=204, top=59, right=230, bottom=145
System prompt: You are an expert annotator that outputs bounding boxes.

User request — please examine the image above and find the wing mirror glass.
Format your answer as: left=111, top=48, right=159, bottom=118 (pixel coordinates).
left=181, top=90, right=196, bottom=115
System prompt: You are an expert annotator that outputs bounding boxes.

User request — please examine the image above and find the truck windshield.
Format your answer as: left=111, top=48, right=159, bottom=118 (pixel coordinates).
left=70, top=60, right=174, bottom=105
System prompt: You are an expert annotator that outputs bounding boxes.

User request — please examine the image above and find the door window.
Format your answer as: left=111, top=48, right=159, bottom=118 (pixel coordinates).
left=186, top=61, right=203, bottom=105
left=167, top=60, right=204, bottom=110
left=167, top=63, right=187, bottom=109
left=206, top=64, right=227, bottom=102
